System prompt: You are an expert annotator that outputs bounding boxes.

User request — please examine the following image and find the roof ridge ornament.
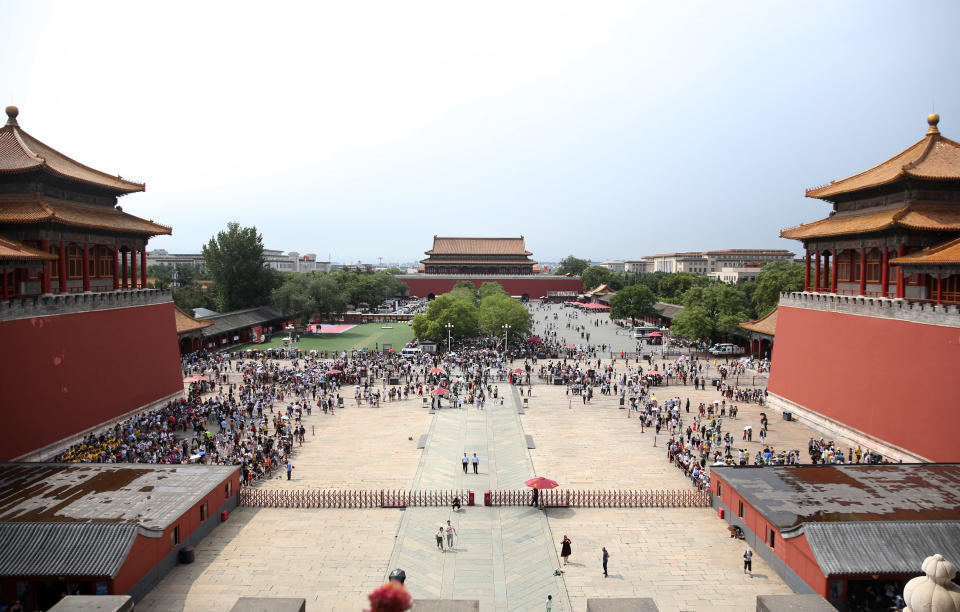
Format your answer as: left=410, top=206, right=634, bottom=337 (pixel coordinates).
left=5, top=105, right=19, bottom=127
left=927, top=113, right=940, bottom=136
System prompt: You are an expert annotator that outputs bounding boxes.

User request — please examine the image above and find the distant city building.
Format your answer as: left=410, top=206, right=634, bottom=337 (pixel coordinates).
left=708, top=266, right=764, bottom=284
left=146, top=249, right=207, bottom=273
left=147, top=249, right=330, bottom=274
left=633, top=250, right=794, bottom=275
left=599, top=260, right=625, bottom=273
left=262, top=249, right=331, bottom=273
left=625, top=259, right=655, bottom=274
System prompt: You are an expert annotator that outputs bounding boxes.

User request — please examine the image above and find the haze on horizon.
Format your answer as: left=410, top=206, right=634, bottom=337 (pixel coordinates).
left=2, top=1, right=958, bottom=264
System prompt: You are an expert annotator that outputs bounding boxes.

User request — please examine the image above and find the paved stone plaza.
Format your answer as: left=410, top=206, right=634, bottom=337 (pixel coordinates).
left=140, top=303, right=854, bottom=611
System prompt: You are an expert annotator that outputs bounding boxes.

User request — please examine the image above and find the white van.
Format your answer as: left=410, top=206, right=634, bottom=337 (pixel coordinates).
left=401, top=347, right=422, bottom=356
left=708, top=343, right=744, bottom=356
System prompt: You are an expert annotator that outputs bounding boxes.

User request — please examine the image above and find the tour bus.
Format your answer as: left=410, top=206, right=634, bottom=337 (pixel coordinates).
left=633, top=325, right=660, bottom=340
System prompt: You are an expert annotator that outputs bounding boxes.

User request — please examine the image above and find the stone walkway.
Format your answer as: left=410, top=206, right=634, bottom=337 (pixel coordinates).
left=386, top=386, right=570, bottom=611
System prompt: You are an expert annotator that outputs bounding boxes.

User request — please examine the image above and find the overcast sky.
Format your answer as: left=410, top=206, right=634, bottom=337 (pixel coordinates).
left=2, top=1, right=958, bottom=263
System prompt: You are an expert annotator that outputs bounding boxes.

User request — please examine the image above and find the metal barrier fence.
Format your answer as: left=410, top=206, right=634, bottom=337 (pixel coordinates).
left=239, top=488, right=464, bottom=509
left=488, top=488, right=712, bottom=508
left=239, top=488, right=711, bottom=509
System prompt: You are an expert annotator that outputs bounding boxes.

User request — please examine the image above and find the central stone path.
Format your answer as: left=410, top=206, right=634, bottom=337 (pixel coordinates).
left=386, top=386, right=570, bottom=611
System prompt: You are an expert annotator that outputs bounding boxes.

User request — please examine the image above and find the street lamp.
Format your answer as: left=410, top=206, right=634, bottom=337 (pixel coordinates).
left=445, top=322, right=454, bottom=351
left=502, top=323, right=511, bottom=351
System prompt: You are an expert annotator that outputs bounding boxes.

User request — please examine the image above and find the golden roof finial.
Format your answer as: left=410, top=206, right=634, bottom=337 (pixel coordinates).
left=5, top=105, right=19, bottom=127
left=927, top=113, right=940, bottom=135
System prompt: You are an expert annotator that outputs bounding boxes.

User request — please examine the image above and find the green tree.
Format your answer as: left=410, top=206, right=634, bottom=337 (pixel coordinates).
left=411, top=294, right=480, bottom=345
left=202, top=223, right=276, bottom=311
left=478, top=281, right=508, bottom=300
left=753, top=261, right=804, bottom=316
left=670, top=307, right=713, bottom=341
left=608, top=284, right=657, bottom=321
left=174, top=263, right=200, bottom=287
left=478, top=293, right=532, bottom=339
left=147, top=264, right=174, bottom=290
left=657, top=274, right=702, bottom=302
left=556, top=255, right=589, bottom=276
left=676, top=283, right=751, bottom=340
left=173, top=282, right=218, bottom=313
left=580, top=266, right=614, bottom=291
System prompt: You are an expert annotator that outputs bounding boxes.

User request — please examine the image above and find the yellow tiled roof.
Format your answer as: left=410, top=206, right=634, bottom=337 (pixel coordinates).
left=0, top=235, right=57, bottom=262
left=739, top=307, right=777, bottom=336
left=890, top=237, right=960, bottom=266
left=780, top=203, right=960, bottom=240
left=0, top=108, right=144, bottom=194
left=426, top=236, right=532, bottom=256
left=806, top=115, right=960, bottom=200
left=175, top=306, right=214, bottom=334
left=0, top=196, right=171, bottom=235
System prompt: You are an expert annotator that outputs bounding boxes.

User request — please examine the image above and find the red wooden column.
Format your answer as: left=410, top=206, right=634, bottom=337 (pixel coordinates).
left=814, top=251, right=821, bottom=292
left=130, top=246, right=138, bottom=289
left=858, top=248, right=867, bottom=296
left=40, top=239, right=51, bottom=294
left=831, top=249, right=838, bottom=293
left=121, top=248, right=128, bottom=289
left=880, top=248, right=889, bottom=298
left=896, top=245, right=906, bottom=298
left=82, top=243, right=91, bottom=292
left=140, top=249, right=147, bottom=289
left=113, top=246, right=120, bottom=290
left=936, top=275, right=943, bottom=304
left=804, top=250, right=811, bottom=291
left=58, top=241, right=68, bottom=293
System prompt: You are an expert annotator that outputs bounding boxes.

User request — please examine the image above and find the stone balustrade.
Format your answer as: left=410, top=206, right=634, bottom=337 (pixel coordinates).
left=779, top=291, right=960, bottom=328
left=0, top=289, right=172, bottom=322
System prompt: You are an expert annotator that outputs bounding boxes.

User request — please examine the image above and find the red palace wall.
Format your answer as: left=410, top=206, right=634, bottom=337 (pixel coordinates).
left=0, top=302, right=184, bottom=460
left=399, top=275, right=583, bottom=299
left=768, top=305, right=960, bottom=462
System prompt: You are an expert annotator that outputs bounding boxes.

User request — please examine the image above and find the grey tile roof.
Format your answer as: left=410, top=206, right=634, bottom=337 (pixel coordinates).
left=804, top=521, right=960, bottom=576
left=711, top=464, right=960, bottom=530
left=200, top=306, right=283, bottom=337
left=0, top=463, right=238, bottom=532
left=653, top=302, right=684, bottom=319
left=0, top=522, right=137, bottom=578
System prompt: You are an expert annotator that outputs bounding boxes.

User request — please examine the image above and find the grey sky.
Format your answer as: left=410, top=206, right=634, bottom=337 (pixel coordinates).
left=2, top=1, right=957, bottom=263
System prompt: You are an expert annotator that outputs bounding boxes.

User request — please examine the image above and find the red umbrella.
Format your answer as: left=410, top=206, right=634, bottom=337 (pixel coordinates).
left=525, top=476, right=559, bottom=489
left=527, top=337, right=543, bottom=343
left=512, top=368, right=525, bottom=374
left=648, top=332, right=663, bottom=337
left=563, top=344, right=576, bottom=349
left=326, top=369, right=342, bottom=375
left=429, top=368, right=444, bottom=374
left=430, top=388, right=450, bottom=396
left=183, top=376, right=205, bottom=383
left=645, top=370, right=659, bottom=375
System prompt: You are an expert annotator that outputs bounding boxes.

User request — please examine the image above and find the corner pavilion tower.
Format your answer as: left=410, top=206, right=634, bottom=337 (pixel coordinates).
left=768, top=114, right=960, bottom=463
left=782, top=113, right=960, bottom=303
left=0, top=106, right=183, bottom=461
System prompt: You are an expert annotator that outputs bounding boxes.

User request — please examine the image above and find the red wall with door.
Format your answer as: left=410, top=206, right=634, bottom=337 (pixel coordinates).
left=768, top=306, right=960, bottom=461
left=0, top=303, right=183, bottom=460
left=401, top=276, right=583, bottom=298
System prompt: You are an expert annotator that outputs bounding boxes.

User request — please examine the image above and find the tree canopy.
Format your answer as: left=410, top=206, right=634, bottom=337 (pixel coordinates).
left=202, top=223, right=278, bottom=311
left=411, top=293, right=480, bottom=345
left=479, top=293, right=532, bottom=339
left=271, top=273, right=348, bottom=322
left=412, top=285, right=530, bottom=347
left=608, top=284, right=657, bottom=321
left=670, top=283, right=752, bottom=341
left=556, top=255, right=589, bottom=276
left=580, top=266, right=624, bottom=291
left=753, top=261, right=804, bottom=316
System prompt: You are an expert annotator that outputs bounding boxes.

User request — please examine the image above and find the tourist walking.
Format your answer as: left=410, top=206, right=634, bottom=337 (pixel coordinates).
left=546, top=594, right=553, bottom=611
left=472, top=453, right=479, bottom=474
left=436, top=527, right=445, bottom=552
left=560, top=535, right=572, bottom=564
left=462, top=453, right=469, bottom=473
left=602, top=547, right=609, bottom=577
left=743, top=548, right=753, bottom=574
left=445, top=520, right=457, bottom=550
left=285, top=460, right=293, bottom=480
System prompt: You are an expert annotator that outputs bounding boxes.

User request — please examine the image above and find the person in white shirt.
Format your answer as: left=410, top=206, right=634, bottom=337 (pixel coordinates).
left=445, top=521, right=457, bottom=550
